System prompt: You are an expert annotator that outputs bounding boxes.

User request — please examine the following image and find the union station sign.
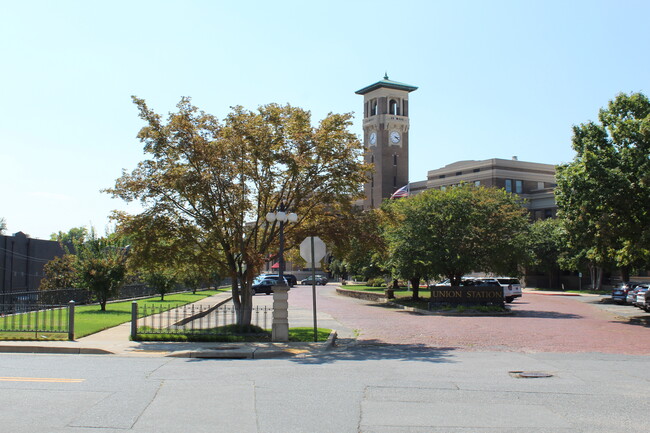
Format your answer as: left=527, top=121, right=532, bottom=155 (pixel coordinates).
left=429, top=286, right=503, bottom=306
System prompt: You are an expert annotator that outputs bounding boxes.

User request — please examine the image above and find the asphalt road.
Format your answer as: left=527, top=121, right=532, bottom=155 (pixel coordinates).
left=1, top=348, right=649, bottom=432
left=2, top=285, right=650, bottom=432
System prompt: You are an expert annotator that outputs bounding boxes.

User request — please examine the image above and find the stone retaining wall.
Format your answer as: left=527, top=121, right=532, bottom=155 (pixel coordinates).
left=336, top=287, right=387, bottom=302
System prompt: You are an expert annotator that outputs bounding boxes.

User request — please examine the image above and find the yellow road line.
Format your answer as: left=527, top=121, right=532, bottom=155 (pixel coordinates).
left=0, top=377, right=84, bottom=383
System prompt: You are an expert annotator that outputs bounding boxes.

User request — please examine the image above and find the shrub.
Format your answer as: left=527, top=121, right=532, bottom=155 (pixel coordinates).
left=368, top=277, right=386, bottom=288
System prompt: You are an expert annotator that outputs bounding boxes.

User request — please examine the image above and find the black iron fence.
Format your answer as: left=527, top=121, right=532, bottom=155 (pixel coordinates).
left=132, top=303, right=272, bottom=339
left=0, top=302, right=74, bottom=340
left=0, top=284, right=218, bottom=310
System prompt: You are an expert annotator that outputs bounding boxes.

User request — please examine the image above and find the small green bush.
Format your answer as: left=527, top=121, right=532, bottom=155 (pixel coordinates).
left=368, top=277, right=386, bottom=288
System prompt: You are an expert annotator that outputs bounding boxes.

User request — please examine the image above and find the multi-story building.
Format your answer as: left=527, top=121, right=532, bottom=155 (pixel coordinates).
left=410, top=158, right=557, bottom=219
left=356, top=76, right=557, bottom=218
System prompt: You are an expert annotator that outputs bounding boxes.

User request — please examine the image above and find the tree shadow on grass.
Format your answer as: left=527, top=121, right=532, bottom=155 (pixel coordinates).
left=76, top=310, right=129, bottom=316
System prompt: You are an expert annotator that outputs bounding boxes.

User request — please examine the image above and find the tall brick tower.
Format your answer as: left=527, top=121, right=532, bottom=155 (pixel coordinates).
left=356, top=75, right=417, bottom=208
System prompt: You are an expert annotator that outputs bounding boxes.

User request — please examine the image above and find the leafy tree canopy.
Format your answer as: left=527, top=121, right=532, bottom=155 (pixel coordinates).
left=556, top=92, right=650, bottom=283
left=384, top=185, right=530, bottom=286
left=106, top=97, right=368, bottom=324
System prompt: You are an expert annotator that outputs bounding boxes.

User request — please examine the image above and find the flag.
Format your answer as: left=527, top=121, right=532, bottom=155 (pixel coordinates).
left=390, top=184, right=409, bottom=199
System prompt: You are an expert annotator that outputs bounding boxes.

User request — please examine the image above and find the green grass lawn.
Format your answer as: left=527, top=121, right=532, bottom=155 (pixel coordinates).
left=340, top=285, right=417, bottom=296
left=0, top=289, right=226, bottom=340
left=135, top=326, right=332, bottom=342
left=74, top=290, right=225, bottom=338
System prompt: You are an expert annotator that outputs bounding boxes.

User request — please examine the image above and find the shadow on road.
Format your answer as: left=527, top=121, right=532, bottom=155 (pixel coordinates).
left=611, top=316, right=650, bottom=328
left=291, top=339, right=458, bottom=365
left=509, top=309, right=583, bottom=319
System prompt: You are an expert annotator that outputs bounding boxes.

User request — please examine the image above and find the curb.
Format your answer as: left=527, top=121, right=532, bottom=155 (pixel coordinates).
left=385, top=301, right=514, bottom=316
left=0, top=345, right=113, bottom=355
left=523, top=290, right=581, bottom=296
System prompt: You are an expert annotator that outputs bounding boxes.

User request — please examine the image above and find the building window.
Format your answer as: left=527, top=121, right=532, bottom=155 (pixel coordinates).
left=393, top=176, right=397, bottom=187
left=544, top=209, right=553, bottom=219
left=515, top=180, right=523, bottom=194
left=370, top=99, right=378, bottom=116
left=393, top=154, right=397, bottom=166
left=473, top=168, right=480, bottom=173
left=505, top=179, right=512, bottom=193
left=440, top=186, right=446, bottom=191
left=439, top=174, right=445, bottom=179
left=389, top=99, right=400, bottom=115
left=456, top=171, right=462, bottom=176
left=537, top=181, right=544, bottom=190
left=474, top=180, right=481, bottom=187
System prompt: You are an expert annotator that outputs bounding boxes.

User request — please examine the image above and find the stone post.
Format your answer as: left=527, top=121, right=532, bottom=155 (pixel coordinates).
left=272, top=283, right=289, bottom=341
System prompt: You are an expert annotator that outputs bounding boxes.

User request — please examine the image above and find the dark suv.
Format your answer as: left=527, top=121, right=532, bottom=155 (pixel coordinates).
left=611, top=282, right=641, bottom=304
left=262, top=273, right=297, bottom=287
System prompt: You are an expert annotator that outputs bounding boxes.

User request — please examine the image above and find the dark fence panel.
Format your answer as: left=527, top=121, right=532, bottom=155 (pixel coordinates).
left=0, top=303, right=70, bottom=335
left=135, top=304, right=272, bottom=337
left=0, top=283, right=221, bottom=310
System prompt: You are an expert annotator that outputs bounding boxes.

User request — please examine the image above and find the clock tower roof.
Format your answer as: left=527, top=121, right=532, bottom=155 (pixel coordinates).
left=355, top=74, right=418, bottom=95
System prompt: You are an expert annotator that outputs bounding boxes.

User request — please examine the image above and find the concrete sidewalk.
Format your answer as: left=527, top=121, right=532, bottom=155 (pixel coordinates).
left=0, top=291, right=338, bottom=359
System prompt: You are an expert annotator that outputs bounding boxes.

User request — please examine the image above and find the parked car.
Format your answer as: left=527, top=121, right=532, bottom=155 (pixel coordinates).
left=251, top=276, right=289, bottom=295
left=643, top=290, right=650, bottom=313
left=634, top=285, right=650, bottom=308
left=626, top=286, right=641, bottom=305
left=260, top=273, right=297, bottom=287
left=456, top=277, right=522, bottom=303
left=495, top=277, right=523, bottom=303
left=301, top=275, right=327, bottom=285
left=611, top=282, right=640, bottom=304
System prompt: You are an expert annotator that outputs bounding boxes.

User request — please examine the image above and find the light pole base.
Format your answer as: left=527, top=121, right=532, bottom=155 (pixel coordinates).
left=272, top=283, right=290, bottom=342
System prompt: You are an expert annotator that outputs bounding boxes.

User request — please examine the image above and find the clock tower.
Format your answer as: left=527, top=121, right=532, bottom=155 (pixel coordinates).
left=356, top=75, right=417, bottom=209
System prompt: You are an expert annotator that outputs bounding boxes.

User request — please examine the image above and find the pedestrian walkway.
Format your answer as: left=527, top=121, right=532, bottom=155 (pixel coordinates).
left=0, top=290, right=339, bottom=358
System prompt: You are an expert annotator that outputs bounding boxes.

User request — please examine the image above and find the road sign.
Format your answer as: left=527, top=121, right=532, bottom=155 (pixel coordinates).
left=300, top=236, right=326, bottom=265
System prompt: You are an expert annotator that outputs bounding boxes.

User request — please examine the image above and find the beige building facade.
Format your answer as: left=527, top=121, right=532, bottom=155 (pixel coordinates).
left=357, top=76, right=557, bottom=218
left=410, top=157, right=557, bottom=219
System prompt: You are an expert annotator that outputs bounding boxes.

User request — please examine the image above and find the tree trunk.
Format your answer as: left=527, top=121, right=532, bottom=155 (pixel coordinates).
left=595, top=266, right=603, bottom=290
left=620, top=266, right=630, bottom=283
left=409, top=277, right=420, bottom=300
left=233, top=272, right=254, bottom=326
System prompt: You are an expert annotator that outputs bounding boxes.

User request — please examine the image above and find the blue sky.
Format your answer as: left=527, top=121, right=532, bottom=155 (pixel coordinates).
left=1, top=0, right=648, bottom=239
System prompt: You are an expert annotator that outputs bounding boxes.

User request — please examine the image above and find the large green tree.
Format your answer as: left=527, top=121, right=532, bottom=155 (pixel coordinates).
left=385, top=185, right=530, bottom=286
left=75, top=231, right=129, bottom=311
left=50, top=227, right=88, bottom=246
left=107, top=98, right=368, bottom=324
left=527, top=218, right=566, bottom=288
left=555, top=92, right=650, bottom=287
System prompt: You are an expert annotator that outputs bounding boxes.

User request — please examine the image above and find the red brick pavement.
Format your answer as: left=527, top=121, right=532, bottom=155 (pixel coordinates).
left=288, top=285, right=650, bottom=355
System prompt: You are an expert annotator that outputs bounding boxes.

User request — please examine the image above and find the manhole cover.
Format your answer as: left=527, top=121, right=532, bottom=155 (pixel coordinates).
left=509, top=371, right=553, bottom=378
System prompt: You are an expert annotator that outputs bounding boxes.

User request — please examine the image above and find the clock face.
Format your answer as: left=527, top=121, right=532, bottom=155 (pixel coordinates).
left=390, top=130, right=401, bottom=144
left=369, top=132, right=377, bottom=145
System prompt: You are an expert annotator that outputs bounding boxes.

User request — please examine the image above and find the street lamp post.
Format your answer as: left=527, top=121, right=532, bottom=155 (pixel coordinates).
left=266, top=203, right=298, bottom=341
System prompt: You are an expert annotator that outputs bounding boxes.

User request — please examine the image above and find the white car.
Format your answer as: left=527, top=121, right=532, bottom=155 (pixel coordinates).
left=473, top=277, right=522, bottom=303
left=495, top=277, right=522, bottom=303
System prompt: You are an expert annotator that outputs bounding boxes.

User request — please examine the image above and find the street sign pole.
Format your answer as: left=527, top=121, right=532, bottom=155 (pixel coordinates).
left=300, top=236, right=326, bottom=342
left=311, top=236, right=318, bottom=342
